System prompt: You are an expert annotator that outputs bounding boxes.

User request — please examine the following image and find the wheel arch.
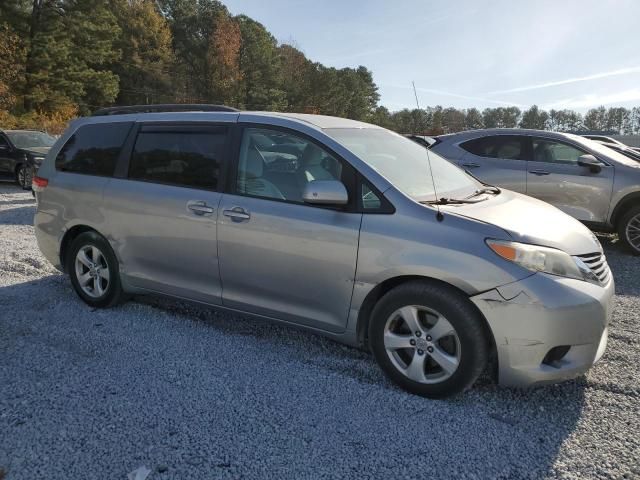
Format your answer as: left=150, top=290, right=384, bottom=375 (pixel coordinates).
left=355, top=275, right=496, bottom=361
left=611, top=191, right=640, bottom=226
left=59, top=225, right=100, bottom=272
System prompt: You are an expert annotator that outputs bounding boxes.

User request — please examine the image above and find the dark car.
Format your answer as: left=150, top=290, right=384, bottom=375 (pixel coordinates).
left=0, top=129, right=56, bottom=189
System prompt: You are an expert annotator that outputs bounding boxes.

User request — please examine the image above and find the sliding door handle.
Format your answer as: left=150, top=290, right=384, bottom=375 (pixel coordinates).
left=223, top=207, right=251, bottom=221
left=529, top=169, right=550, bottom=176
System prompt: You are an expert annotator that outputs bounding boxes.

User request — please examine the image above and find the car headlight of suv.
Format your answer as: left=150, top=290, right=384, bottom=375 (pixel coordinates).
left=31, top=155, right=45, bottom=165
left=486, top=239, right=600, bottom=285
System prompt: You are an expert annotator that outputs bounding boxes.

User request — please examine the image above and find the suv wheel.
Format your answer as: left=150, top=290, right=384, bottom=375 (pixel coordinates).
left=16, top=165, right=32, bottom=190
left=369, top=281, right=489, bottom=398
left=618, top=205, right=640, bottom=255
left=66, top=232, right=125, bottom=308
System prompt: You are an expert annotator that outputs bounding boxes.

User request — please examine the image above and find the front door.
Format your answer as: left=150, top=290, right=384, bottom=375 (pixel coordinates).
left=104, top=123, right=229, bottom=304
left=526, top=136, right=614, bottom=223
left=218, top=126, right=361, bottom=332
left=456, top=134, right=529, bottom=193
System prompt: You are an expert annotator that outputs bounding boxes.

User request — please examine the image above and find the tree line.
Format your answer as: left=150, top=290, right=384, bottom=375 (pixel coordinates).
left=0, top=0, right=639, bottom=136
left=371, top=105, right=640, bottom=136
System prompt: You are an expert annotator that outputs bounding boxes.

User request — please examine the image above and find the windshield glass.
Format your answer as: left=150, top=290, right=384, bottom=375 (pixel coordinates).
left=326, top=128, right=480, bottom=201
left=6, top=131, right=56, bottom=149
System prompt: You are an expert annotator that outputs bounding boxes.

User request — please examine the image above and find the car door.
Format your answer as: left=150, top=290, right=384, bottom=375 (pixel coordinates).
left=456, top=135, right=529, bottom=193
left=0, top=134, right=13, bottom=173
left=217, top=125, right=362, bottom=333
left=526, top=136, right=614, bottom=223
left=103, top=122, right=230, bottom=304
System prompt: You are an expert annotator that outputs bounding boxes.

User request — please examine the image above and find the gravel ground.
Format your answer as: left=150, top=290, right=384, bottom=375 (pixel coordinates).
left=1, top=183, right=639, bottom=480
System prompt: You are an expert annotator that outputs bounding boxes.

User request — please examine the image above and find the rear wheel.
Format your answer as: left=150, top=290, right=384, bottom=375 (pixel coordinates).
left=66, top=231, right=125, bottom=308
left=618, top=206, right=640, bottom=256
left=369, top=281, right=489, bottom=398
left=16, top=164, right=32, bottom=190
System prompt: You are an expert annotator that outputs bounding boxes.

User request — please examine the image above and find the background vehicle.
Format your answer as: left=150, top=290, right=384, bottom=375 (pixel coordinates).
left=591, top=140, right=640, bottom=163
left=0, top=129, right=56, bottom=189
left=33, top=107, right=613, bottom=398
left=431, top=129, right=640, bottom=255
left=581, top=134, right=626, bottom=146
left=405, top=134, right=436, bottom=149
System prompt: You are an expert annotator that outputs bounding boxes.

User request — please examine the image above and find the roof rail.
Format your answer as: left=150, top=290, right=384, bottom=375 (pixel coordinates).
left=92, top=104, right=239, bottom=116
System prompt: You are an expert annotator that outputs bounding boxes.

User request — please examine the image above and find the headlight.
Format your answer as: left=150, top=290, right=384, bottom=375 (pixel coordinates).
left=32, top=156, right=45, bottom=164
left=486, top=239, right=600, bottom=285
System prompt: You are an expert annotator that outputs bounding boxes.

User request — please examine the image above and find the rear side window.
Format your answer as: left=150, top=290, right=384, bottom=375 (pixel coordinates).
left=56, top=122, right=132, bottom=176
left=128, top=126, right=227, bottom=190
left=461, top=135, right=527, bottom=160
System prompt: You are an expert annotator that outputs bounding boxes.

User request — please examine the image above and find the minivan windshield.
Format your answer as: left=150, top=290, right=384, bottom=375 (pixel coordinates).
left=326, top=128, right=480, bottom=202
left=6, top=130, right=56, bottom=149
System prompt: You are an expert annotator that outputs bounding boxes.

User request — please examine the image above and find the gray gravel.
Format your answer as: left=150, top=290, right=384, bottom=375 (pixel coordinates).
left=1, top=184, right=639, bottom=479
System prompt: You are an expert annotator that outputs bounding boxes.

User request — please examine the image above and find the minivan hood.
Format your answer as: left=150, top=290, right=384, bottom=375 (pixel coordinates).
left=443, top=189, right=602, bottom=255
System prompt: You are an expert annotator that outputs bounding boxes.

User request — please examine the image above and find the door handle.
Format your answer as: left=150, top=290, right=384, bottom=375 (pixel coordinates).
left=187, top=201, right=214, bottom=216
left=529, top=169, right=550, bottom=176
left=462, top=162, right=480, bottom=169
left=223, top=207, right=251, bottom=221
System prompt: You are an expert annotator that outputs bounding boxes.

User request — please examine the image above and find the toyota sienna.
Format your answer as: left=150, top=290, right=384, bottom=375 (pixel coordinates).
left=33, top=107, right=614, bottom=398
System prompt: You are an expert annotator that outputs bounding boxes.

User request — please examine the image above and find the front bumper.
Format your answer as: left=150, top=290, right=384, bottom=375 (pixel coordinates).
left=471, top=272, right=614, bottom=387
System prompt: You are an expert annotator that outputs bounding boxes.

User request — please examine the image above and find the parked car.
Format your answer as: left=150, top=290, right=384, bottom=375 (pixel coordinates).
left=405, top=134, right=436, bottom=148
left=33, top=107, right=613, bottom=398
left=430, top=129, right=640, bottom=255
left=581, top=134, right=625, bottom=146
left=0, top=129, right=56, bottom=188
left=581, top=134, right=640, bottom=154
left=591, top=140, right=640, bottom=163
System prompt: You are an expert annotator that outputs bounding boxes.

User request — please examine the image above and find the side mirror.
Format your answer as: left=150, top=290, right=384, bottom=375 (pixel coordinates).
left=302, top=180, right=348, bottom=206
left=578, top=154, right=602, bottom=173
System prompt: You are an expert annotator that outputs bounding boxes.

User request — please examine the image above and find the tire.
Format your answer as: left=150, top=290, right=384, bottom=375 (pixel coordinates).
left=618, top=205, right=640, bottom=256
left=15, top=164, right=32, bottom=190
left=66, top=231, right=125, bottom=308
left=369, top=281, right=489, bottom=398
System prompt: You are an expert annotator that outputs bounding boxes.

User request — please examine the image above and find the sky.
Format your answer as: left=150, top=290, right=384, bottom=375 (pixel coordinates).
left=222, top=0, right=640, bottom=113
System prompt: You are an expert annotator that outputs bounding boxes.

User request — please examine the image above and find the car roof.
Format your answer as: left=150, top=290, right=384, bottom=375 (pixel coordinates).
left=75, top=110, right=381, bottom=131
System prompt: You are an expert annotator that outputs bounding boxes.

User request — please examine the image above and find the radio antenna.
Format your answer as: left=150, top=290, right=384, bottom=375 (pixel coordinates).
left=412, top=81, right=443, bottom=221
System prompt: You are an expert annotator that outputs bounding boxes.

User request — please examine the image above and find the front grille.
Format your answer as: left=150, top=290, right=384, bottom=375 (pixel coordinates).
left=577, top=252, right=610, bottom=284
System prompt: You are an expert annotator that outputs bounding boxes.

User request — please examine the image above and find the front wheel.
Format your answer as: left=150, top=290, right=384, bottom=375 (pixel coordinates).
left=369, top=281, right=490, bottom=398
left=66, top=231, right=125, bottom=308
left=618, top=206, right=640, bottom=256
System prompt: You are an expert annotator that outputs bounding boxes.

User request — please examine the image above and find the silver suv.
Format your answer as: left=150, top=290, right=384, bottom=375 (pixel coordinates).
left=34, top=108, right=614, bottom=398
left=430, top=129, right=640, bottom=255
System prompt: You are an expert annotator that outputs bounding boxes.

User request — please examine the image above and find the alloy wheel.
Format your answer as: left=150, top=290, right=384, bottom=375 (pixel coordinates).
left=18, top=166, right=31, bottom=188
left=74, top=245, right=110, bottom=298
left=383, top=305, right=461, bottom=384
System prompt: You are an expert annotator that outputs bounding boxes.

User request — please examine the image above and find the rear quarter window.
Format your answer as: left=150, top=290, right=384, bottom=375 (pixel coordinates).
left=56, top=122, right=132, bottom=176
left=461, top=135, right=527, bottom=160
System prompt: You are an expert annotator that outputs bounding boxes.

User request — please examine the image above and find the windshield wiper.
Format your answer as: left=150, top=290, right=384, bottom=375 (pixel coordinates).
left=420, top=197, right=486, bottom=205
left=466, top=186, right=501, bottom=198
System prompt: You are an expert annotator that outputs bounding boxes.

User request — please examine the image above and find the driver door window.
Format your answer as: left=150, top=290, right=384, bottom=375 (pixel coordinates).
left=236, top=128, right=343, bottom=203
left=532, top=138, right=585, bottom=164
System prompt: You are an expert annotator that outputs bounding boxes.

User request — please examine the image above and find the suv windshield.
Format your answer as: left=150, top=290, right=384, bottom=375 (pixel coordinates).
left=6, top=131, right=56, bottom=149
left=326, top=128, right=480, bottom=202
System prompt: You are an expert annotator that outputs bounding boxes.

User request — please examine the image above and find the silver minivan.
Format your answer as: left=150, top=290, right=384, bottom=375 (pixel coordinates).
left=34, top=108, right=614, bottom=398
left=430, top=129, right=640, bottom=255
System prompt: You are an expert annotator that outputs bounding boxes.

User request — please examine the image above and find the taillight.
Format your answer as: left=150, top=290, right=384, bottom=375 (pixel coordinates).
left=32, top=176, right=48, bottom=192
